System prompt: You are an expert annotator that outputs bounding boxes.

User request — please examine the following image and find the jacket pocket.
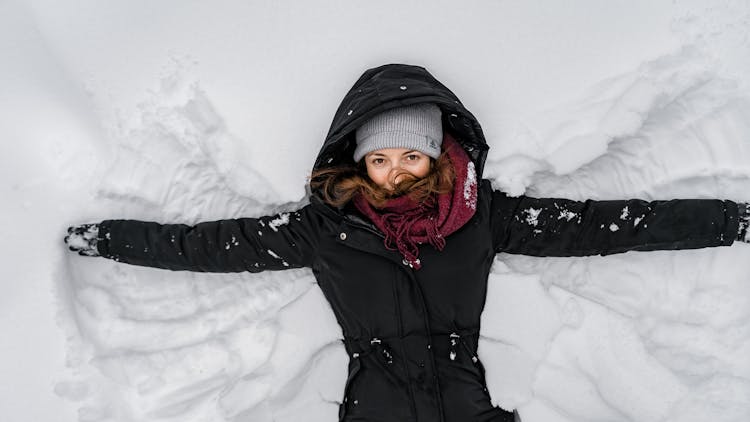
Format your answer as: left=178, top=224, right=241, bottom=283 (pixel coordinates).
left=338, top=357, right=362, bottom=422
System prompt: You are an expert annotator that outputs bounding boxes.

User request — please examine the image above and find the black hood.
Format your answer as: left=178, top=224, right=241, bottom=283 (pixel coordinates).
left=313, top=64, right=489, bottom=178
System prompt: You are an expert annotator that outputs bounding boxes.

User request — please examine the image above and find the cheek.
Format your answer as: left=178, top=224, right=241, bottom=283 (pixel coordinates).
left=366, top=166, right=387, bottom=184
left=413, top=161, right=431, bottom=177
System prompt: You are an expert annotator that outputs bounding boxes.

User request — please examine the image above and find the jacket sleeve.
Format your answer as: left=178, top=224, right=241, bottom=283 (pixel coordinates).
left=490, top=188, right=739, bottom=257
left=95, top=205, right=320, bottom=272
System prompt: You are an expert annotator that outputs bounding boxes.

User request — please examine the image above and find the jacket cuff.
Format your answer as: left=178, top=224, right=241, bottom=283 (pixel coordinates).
left=736, top=202, right=750, bottom=243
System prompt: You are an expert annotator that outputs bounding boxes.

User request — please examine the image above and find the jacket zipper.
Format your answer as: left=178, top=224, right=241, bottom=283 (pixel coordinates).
left=350, top=209, right=447, bottom=421
left=404, top=269, right=446, bottom=422
left=391, top=268, right=419, bottom=421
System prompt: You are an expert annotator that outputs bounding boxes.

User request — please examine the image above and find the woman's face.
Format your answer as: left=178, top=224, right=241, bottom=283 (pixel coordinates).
left=364, top=148, right=431, bottom=191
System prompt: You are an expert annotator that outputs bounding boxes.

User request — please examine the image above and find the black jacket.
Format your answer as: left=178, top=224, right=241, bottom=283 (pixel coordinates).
left=96, top=64, right=739, bottom=422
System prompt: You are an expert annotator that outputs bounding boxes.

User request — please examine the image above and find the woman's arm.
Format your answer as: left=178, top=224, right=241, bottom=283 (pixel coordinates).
left=66, top=205, right=320, bottom=272
left=489, top=187, right=741, bottom=257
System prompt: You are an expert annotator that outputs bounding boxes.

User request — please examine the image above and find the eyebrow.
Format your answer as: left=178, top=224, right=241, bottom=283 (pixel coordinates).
left=369, top=150, right=418, bottom=157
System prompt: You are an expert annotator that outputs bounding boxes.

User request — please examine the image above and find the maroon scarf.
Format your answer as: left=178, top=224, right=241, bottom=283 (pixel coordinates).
left=353, top=133, right=478, bottom=270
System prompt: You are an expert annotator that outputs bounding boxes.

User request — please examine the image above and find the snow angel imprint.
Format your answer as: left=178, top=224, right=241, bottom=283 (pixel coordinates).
left=65, top=63, right=750, bottom=422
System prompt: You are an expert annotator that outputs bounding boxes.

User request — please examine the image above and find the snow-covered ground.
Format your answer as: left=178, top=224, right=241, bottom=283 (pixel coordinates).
left=2, top=1, right=750, bottom=421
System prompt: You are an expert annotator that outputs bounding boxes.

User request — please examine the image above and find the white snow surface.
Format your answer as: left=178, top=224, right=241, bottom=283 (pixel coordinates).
left=3, top=1, right=750, bottom=421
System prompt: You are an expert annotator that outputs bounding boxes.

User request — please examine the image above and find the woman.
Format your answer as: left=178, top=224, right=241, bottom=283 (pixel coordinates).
left=65, top=64, right=750, bottom=422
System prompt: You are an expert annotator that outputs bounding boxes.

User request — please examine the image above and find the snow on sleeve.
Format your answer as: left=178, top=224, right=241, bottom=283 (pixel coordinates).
left=224, top=235, right=240, bottom=250
left=267, top=249, right=290, bottom=267
left=268, top=213, right=290, bottom=232
left=553, top=202, right=581, bottom=223
left=523, top=207, right=542, bottom=226
left=558, top=209, right=577, bottom=221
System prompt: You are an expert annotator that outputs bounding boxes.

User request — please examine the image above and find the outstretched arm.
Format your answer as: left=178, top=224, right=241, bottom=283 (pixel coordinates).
left=490, top=187, right=742, bottom=257
left=65, top=205, right=320, bottom=272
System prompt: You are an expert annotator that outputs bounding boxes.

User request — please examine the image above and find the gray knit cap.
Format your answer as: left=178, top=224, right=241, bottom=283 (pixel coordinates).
left=354, top=103, right=442, bottom=162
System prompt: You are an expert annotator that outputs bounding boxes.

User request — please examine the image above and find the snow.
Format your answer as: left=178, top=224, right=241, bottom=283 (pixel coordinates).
left=268, top=213, right=290, bottom=232
left=558, top=210, right=577, bottom=222
left=3, top=1, right=750, bottom=422
left=464, top=161, right=478, bottom=210
left=523, top=207, right=543, bottom=227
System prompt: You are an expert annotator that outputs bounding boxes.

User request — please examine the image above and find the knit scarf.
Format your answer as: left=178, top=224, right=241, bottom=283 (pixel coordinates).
left=353, top=133, right=478, bottom=270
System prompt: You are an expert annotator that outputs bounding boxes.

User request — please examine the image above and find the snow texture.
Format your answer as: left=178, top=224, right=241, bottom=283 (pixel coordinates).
left=464, top=161, right=478, bottom=210
left=268, top=213, right=290, bottom=232
left=4, top=1, right=750, bottom=422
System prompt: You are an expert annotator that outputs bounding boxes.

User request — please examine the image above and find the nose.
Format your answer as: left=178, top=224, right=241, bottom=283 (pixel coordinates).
left=390, top=168, right=414, bottom=188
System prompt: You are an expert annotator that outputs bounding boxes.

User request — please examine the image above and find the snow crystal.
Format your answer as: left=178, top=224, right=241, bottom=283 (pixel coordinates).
left=449, top=351, right=456, bottom=361
left=266, top=249, right=290, bottom=267
left=225, top=236, right=239, bottom=250
left=558, top=209, right=577, bottom=221
left=620, top=206, right=630, bottom=220
left=347, top=109, right=353, bottom=116
left=523, top=207, right=542, bottom=226
left=634, top=215, right=644, bottom=226
left=268, top=213, right=290, bottom=232
left=463, top=162, right=477, bottom=210
left=399, top=85, right=407, bottom=90
left=609, top=223, right=619, bottom=232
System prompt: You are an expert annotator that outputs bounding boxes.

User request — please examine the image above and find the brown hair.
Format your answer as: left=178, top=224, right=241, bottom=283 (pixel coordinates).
left=309, top=150, right=456, bottom=209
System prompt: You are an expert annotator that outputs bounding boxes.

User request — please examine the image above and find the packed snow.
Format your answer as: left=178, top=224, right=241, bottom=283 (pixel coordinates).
left=3, top=1, right=750, bottom=422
